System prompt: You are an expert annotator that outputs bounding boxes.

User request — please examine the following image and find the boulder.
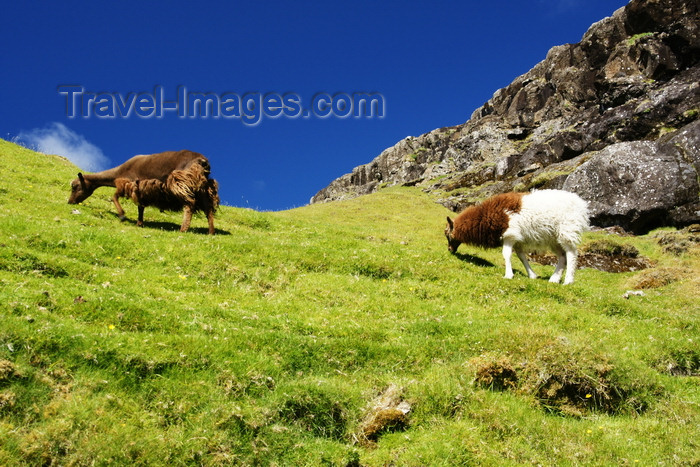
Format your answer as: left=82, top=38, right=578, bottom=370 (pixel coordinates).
left=563, top=120, right=700, bottom=233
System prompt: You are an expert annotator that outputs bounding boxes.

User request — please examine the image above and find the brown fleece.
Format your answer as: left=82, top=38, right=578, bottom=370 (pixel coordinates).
left=166, top=159, right=209, bottom=205
left=114, top=161, right=219, bottom=215
left=452, top=193, right=524, bottom=248
left=68, top=150, right=209, bottom=205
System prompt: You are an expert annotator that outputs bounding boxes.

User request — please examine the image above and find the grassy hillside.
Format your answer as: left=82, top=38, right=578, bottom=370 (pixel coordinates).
left=0, top=139, right=698, bottom=465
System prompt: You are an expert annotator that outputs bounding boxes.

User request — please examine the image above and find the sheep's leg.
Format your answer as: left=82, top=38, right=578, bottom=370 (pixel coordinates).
left=137, top=205, right=145, bottom=227
left=502, top=241, right=515, bottom=279
left=206, top=209, right=215, bottom=235
left=563, top=246, right=578, bottom=285
left=180, top=206, right=193, bottom=233
left=549, top=246, right=567, bottom=283
left=515, top=247, right=538, bottom=279
left=112, top=193, right=126, bottom=221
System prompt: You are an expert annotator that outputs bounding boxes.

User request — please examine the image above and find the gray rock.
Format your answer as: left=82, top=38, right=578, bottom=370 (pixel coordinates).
left=563, top=120, right=700, bottom=233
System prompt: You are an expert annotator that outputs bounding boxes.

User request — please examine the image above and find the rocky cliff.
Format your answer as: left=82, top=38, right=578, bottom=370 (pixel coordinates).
left=311, top=0, right=700, bottom=234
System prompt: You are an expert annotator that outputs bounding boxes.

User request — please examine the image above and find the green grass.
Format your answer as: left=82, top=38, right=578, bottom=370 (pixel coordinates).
left=627, top=32, right=655, bottom=46
left=1, top=138, right=698, bottom=465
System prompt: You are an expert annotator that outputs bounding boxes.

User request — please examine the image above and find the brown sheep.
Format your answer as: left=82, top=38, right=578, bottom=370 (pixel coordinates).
left=114, top=160, right=219, bottom=234
left=68, top=149, right=212, bottom=222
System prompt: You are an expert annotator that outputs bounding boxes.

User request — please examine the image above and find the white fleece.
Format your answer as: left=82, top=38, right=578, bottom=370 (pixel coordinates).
left=502, top=189, right=589, bottom=284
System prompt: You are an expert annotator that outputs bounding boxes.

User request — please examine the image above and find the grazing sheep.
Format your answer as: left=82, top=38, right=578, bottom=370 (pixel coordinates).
left=68, top=149, right=212, bottom=222
left=114, top=160, right=219, bottom=234
left=445, top=190, right=589, bottom=284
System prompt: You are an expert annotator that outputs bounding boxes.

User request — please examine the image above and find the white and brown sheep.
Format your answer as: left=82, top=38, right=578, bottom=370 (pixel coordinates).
left=445, top=190, right=589, bottom=284
left=113, top=160, right=219, bottom=234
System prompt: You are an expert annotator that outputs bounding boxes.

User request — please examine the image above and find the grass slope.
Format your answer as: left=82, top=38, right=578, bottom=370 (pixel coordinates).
left=0, top=139, right=698, bottom=465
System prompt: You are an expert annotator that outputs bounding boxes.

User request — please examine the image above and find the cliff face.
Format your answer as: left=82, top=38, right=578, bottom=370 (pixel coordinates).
left=311, top=0, right=700, bottom=234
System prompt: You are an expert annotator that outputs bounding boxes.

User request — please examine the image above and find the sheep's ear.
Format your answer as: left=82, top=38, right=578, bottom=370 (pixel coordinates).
left=77, top=173, right=87, bottom=190
left=446, top=216, right=454, bottom=230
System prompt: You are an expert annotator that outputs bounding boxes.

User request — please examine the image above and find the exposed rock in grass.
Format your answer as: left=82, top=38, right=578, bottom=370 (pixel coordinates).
left=357, top=384, right=411, bottom=445
left=623, top=290, right=645, bottom=299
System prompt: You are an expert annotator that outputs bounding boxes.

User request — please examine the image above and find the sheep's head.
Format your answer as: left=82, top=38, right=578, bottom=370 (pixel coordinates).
left=68, top=173, right=94, bottom=204
left=445, top=217, right=461, bottom=254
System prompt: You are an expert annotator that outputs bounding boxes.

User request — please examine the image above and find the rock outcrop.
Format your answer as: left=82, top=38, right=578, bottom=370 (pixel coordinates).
left=311, top=0, right=700, bottom=234
left=563, top=121, right=700, bottom=232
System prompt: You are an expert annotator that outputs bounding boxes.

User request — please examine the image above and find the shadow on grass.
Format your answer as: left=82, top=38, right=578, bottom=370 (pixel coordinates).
left=453, top=251, right=496, bottom=268
left=113, top=215, right=231, bottom=235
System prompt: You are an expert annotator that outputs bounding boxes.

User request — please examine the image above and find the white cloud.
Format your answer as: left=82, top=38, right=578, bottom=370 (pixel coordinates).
left=17, top=122, right=110, bottom=172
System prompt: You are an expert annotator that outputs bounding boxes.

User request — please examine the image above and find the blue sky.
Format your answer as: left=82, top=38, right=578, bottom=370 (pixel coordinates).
left=1, top=0, right=628, bottom=211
